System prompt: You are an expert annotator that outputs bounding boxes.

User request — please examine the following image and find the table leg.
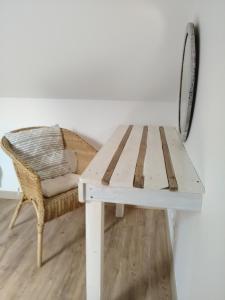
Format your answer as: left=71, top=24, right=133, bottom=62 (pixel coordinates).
left=86, top=201, right=104, bottom=300
left=115, top=204, right=124, bottom=217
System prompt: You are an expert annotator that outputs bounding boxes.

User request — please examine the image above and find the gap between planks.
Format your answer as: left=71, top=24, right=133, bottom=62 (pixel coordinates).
left=159, top=127, right=178, bottom=191
left=133, top=126, right=148, bottom=188
left=102, top=125, right=133, bottom=185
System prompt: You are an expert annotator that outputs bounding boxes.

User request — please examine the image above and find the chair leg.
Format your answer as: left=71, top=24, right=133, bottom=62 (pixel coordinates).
left=9, top=197, right=24, bottom=229
left=37, top=223, right=44, bottom=268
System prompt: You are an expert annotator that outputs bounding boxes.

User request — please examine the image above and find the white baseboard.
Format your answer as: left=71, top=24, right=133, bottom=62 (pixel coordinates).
left=0, top=190, right=21, bottom=200
left=166, top=209, right=178, bottom=300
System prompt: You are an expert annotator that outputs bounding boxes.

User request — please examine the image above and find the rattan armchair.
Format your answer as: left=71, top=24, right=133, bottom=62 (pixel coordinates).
left=1, top=127, right=97, bottom=267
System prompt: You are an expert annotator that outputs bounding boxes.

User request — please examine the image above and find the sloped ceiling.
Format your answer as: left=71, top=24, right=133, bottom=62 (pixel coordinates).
left=0, top=0, right=191, bottom=101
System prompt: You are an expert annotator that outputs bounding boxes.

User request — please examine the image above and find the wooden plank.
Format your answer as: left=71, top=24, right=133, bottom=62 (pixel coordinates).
left=86, top=184, right=202, bottom=211
left=109, top=125, right=144, bottom=188
left=159, top=127, right=178, bottom=191
left=164, top=127, right=204, bottom=194
left=133, top=126, right=148, bottom=188
left=81, top=125, right=130, bottom=185
left=86, top=201, right=104, bottom=300
left=102, top=125, right=133, bottom=185
left=144, top=126, right=168, bottom=190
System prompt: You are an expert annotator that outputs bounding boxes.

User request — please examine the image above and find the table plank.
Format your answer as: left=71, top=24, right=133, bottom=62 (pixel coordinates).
left=164, top=127, right=204, bottom=193
left=159, top=127, right=178, bottom=191
left=81, top=125, right=130, bottom=185
left=144, top=126, right=168, bottom=190
left=110, top=125, right=144, bottom=187
left=86, top=184, right=202, bottom=211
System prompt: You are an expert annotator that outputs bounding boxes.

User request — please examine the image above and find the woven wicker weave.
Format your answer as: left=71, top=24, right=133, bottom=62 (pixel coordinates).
left=1, top=127, right=97, bottom=267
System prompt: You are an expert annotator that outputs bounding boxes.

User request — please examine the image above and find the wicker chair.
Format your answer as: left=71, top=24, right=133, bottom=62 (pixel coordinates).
left=1, top=127, right=97, bottom=267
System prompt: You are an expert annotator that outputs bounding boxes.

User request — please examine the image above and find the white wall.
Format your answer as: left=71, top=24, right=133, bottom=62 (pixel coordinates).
left=0, top=98, right=176, bottom=192
left=174, top=1, right=225, bottom=299
left=0, top=0, right=189, bottom=101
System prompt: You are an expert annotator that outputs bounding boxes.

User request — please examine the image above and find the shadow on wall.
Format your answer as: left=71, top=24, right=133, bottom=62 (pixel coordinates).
left=186, top=20, right=200, bottom=140
left=185, top=19, right=206, bottom=178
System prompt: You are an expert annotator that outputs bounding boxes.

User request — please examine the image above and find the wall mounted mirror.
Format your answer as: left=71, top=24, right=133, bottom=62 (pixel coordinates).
left=179, top=22, right=198, bottom=142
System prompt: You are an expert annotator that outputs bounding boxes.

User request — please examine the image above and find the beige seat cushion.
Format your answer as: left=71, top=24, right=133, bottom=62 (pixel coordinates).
left=41, top=173, right=80, bottom=198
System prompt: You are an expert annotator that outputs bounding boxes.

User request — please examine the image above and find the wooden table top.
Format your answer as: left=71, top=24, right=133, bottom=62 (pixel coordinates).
left=80, top=125, right=204, bottom=211
left=81, top=125, right=203, bottom=192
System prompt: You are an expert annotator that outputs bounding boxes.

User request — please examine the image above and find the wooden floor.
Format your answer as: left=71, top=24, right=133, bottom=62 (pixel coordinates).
left=0, top=199, right=172, bottom=300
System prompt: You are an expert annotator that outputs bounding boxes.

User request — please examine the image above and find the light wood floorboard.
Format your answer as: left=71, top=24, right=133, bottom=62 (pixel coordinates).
left=0, top=199, right=172, bottom=300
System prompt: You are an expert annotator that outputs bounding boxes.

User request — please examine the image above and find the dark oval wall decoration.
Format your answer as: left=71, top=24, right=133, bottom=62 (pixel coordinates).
left=179, top=22, right=198, bottom=142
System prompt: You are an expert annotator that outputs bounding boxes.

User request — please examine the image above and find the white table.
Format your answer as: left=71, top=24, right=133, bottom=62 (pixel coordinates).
left=79, top=125, right=204, bottom=300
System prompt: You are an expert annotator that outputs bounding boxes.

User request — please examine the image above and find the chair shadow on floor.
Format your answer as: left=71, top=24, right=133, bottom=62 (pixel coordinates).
left=43, top=236, right=83, bottom=265
left=9, top=204, right=36, bottom=228
left=14, top=216, right=35, bottom=227
left=43, top=224, right=85, bottom=265
left=105, top=218, right=122, bottom=233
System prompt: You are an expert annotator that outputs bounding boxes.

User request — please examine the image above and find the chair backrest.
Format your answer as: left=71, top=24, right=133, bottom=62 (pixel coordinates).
left=1, top=127, right=97, bottom=175
left=61, top=128, right=97, bottom=174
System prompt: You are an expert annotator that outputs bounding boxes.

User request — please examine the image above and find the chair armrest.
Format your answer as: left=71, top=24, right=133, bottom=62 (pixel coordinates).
left=1, top=137, right=43, bottom=204
left=13, top=159, right=43, bottom=201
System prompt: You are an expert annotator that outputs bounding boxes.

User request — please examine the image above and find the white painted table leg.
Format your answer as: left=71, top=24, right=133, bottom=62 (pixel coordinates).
left=86, top=201, right=104, bottom=300
left=115, top=204, right=124, bottom=217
